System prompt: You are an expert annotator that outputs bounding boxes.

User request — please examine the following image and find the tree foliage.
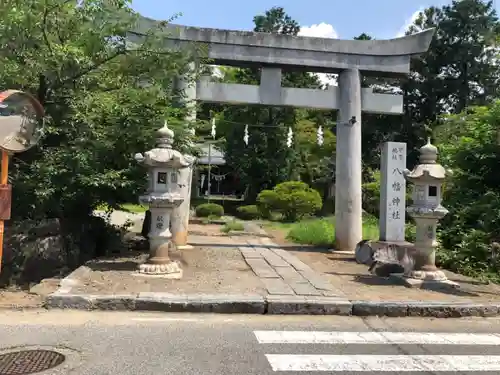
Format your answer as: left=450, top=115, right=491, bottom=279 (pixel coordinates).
left=213, top=7, right=326, bottom=200
left=402, top=0, right=500, bottom=164
left=435, top=102, right=500, bottom=279
left=256, top=181, right=322, bottom=222
left=0, top=0, right=194, bottom=221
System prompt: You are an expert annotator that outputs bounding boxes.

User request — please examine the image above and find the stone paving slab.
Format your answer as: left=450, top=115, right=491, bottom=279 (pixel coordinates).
left=260, top=278, right=295, bottom=295
left=274, top=266, right=307, bottom=283
left=287, top=281, right=323, bottom=296
left=254, top=247, right=290, bottom=268
left=272, top=248, right=312, bottom=272
left=245, top=258, right=280, bottom=279
left=238, top=247, right=262, bottom=259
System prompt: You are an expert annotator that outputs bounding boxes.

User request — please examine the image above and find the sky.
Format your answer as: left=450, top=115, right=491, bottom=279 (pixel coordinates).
left=131, top=0, right=499, bottom=40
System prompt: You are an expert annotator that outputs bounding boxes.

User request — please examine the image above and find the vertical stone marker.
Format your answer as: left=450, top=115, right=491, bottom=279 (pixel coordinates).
left=379, top=142, right=407, bottom=242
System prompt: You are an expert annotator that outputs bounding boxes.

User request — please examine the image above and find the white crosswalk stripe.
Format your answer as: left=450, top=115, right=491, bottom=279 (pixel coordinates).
left=254, top=330, right=500, bottom=372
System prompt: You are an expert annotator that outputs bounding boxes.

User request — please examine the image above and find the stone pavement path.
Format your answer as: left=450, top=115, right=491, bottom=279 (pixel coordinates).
left=239, top=237, right=345, bottom=299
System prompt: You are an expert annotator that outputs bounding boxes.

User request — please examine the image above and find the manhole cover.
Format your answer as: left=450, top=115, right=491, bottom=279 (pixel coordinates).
left=0, top=350, right=65, bottom=375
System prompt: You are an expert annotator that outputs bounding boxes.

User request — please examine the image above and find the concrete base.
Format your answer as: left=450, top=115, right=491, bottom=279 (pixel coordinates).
left=132, top=272, right=183, bottom=279
left=333, top=250, right=355, bottom=256
left=390, top=273, right=460, bottom=291
left=136, top=261, right=183, bottom=279
left=176, top=244, right=194, bottom=250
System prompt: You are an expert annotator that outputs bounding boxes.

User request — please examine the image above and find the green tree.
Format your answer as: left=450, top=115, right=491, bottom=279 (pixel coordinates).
left=350, top=33, right=407, bottom=173
left=402, top=0, right=500, bottom=165
left=216, top=7, right=322, bottom=200
left=434, top=102, right=500, bottom=279
left=0, top=0, right=193, bottom=256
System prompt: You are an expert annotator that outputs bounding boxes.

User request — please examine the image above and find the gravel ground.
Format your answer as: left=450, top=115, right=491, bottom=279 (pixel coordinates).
left=69, top=237, right=266, bottom=296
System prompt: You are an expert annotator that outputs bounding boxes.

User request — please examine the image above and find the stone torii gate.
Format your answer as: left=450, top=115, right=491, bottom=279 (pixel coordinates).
left=134, top=18, right=435, bottom=251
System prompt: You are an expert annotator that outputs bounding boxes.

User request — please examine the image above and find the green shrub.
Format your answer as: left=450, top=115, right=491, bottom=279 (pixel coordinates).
left=236, top=205, right=261, bottom=220
left=256, top=190, right=277, bottom=219
left=362, top=170, right=381, bottom=217
left=405, top=222, right=416, bottom=242
left=221, top=220, right=245, bottom=233
left=362, top=169, right=412, bottom=217
left=287, top=218, right=335, bottom=246
left=257, top=181, right=322, bottom=222
left=195, top=203, right=224, bottom=218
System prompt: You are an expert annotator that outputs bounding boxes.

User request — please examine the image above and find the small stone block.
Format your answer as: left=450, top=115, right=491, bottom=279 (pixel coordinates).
left=136, top=293, right=265, bottom=313
left=351, top=300, right=409, bottom=317
left=44, top=293, right=93, bottom=310
left=261, top=278, right=295, bottom=295
left=246, top=258, right=279, bottom=278
left=92, top=294, right=137, bottom=311
left=406, top=302, right=500, bottom=318
left=266, top=295, right=352, bottom=315
left=196, top=294, right=266, bottom=314
left=135, top=292, right=189, bottom=312
left=305, top=296, right=353, bottom=315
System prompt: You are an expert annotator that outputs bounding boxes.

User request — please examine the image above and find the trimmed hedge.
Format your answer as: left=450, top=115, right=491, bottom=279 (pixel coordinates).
left=236, top=205, right=261, bottom=220
left=195, top=203, right=224, bottom=218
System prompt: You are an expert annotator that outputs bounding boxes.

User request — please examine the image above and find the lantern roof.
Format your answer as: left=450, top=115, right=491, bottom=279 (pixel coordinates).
left=134, top=120, right=194, bottom=168
left=404, top=138, right=446, bottom=182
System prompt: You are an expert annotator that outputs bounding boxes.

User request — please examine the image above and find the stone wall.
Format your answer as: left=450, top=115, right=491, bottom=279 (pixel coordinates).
left=0, top=219, right=68, bottom=287
left=0, top=214, right=126, bottom=288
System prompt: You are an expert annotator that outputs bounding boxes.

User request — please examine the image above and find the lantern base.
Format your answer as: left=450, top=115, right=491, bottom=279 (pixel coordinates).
left=407, top=269, right=448, bottom=281
left=176, top=244, right=194, bottom=250
left=390, top=272, right=459, bottom=290
left=136, top=261, right=183, bottom=279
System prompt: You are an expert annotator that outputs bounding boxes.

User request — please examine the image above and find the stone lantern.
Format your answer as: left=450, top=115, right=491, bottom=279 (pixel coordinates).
left=398, top=138, right=457, bottom=288
left=134, top=121, right=193, bottom=278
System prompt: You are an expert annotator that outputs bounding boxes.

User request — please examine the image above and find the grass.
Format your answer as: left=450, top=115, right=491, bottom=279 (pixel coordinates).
left=263, top=214, right=385, bottom=247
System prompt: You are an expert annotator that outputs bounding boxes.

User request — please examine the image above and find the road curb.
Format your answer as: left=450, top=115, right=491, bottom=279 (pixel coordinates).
left=350, top=300, right=500, bottom=318
left=42, top=292, right=500, bottom=318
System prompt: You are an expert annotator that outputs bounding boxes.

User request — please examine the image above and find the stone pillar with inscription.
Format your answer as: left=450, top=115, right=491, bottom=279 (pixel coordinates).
left=392, top=138, right=458, bottom=289
left=379, top=142, right=407, bottom=242
left=134, top=121, right=194, bottom=278
left=355, top=142, right=412, bottom=268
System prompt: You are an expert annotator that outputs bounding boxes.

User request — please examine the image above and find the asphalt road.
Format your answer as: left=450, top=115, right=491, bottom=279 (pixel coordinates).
left=1, top=310, right=500, bottom=374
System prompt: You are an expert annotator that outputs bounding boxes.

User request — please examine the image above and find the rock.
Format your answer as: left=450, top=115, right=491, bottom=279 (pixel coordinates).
left=28, top=219, right=61, bottom=237
left=355, top=240, right=372, bottom=264
left=122, top=232, right=148, bottom=251
left=370, top=262, right=405, bottom=277
left=355, top=240, right=416, bottom=274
